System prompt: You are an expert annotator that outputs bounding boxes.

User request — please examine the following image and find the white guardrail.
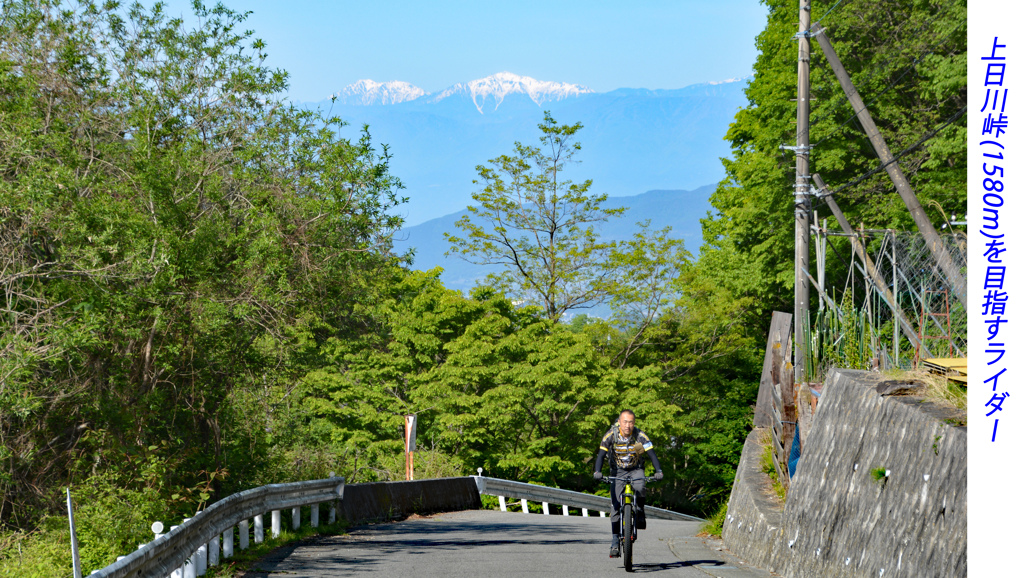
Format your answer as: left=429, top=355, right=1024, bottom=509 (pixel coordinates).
left=87, top=475, right=701, bottom=577
left=474, top=476, right=705, bottom=523
left=89, top=477, right=345, bottom=578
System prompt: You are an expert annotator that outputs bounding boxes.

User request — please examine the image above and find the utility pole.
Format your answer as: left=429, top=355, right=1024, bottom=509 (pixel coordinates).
left=793, top=0, right=812, bottom=383
left=811, top=22, right=967, bottom=307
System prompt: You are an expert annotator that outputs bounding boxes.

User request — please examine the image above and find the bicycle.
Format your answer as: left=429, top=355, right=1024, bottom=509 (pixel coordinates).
left=604, top=475, right=658, bottom=572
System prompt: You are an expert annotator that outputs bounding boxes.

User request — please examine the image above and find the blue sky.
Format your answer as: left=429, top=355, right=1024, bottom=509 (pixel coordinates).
left=160, top=0, right=770, bottom=101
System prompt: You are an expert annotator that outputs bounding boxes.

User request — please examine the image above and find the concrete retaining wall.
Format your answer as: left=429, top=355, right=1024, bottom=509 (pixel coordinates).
left=723, top=369, right=967, bottom=578
left=340, top=477, right=482, bottom=525
left=721, top=428, right=785, bottom=573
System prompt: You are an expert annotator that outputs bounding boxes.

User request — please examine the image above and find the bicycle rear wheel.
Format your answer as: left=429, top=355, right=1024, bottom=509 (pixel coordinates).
left=622, top=503, right=633, bottom=572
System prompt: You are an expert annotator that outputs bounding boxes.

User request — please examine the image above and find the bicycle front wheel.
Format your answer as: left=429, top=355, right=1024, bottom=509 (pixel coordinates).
left=622, top=503, right=633, bottom=572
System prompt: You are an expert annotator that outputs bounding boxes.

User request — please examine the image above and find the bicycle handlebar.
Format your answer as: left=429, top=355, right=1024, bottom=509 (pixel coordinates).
left=603, top=475, right=660, bottom=483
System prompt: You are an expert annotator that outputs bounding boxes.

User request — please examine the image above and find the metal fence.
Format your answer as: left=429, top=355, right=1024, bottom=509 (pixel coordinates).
left=807, top=224, right=967, bottom=376
left=871, top=230, right=967, bottom=360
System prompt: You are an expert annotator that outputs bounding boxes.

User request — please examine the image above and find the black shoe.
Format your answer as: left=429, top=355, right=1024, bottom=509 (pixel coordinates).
left=610, top=538, right=620, bottom=558
left=636, top=509, right=646, bottom=530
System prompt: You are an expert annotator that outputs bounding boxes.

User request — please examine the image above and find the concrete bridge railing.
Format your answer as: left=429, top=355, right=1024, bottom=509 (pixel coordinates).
left=475, top=476, right=704, bottom=522
left=89, top=477, right=345, bottom=578
left=85, top=474, right=699, bottom=577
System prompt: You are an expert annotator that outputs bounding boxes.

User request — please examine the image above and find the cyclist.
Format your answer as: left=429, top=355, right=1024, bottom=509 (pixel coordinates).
left=592, top=409, right=663, bottom=558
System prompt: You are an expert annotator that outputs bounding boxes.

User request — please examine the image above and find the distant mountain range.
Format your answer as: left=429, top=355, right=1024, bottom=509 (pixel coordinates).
left=301, top=72, right=747, bottom=226
left=395, top=185, right=716, bottom=295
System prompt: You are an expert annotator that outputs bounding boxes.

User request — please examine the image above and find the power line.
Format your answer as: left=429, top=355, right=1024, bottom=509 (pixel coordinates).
left=793, top=2, right=965, bottom=146
left=815, top=0, right=849, bottom=24
left=815, top=104, right=966, bottom=202
left=805, top=16, right=964, bottom=149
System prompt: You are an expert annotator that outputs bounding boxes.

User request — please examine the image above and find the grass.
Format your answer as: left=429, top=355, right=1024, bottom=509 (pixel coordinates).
left=757, top=430, right=787, bottom=503
left=880, top=368, right=967, bottom=418
left=869, top=467, right=888, bottom=485
left=698, top=501, right=729, bottom=538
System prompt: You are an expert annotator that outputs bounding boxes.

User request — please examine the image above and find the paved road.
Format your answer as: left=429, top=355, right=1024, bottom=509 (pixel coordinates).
left=243, top=510, right=774, bottom=577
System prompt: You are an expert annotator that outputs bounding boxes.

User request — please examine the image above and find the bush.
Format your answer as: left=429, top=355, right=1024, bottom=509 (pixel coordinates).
left=1, top=474, right=169, bottom=578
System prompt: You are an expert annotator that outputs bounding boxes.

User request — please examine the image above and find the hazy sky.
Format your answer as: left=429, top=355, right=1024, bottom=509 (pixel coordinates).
left=159, top=0, right=770, bottom=102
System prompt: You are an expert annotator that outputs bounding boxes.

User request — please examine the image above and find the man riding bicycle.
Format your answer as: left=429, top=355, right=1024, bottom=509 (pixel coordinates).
left=593, top=409, right=663, bottom=558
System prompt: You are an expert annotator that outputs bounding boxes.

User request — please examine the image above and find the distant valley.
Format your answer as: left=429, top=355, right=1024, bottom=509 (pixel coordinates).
left=395, top=185, right=717, bottom=295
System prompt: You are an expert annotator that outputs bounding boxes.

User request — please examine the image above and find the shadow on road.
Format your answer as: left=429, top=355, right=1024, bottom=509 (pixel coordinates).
left=247, top=517, right=606, bottom=575
left=631, top=559, right=725, bottom=573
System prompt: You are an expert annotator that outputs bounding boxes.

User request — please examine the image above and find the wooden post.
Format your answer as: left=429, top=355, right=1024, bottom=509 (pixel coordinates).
left=769, top=343, right=791, bottom=488
left=272, top=510, right=281, bottom=538
left=254, top=514, right=264, bottom=543
left=405, top=415, right=417, bottom=481
left=754, top=312, right=793, bottom=427
left=811, top=23, right=967, bottom=306
left=781, top=358, right=797, bottom=470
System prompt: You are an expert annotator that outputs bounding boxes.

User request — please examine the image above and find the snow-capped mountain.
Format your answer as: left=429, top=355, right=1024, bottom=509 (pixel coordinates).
left=302, top=76, right=748, bottom=226
left=326, top=72, right=593, bottom=113
left=428, top=72, right=594, bottom=113
left=329, top=79, right=426, bottom=106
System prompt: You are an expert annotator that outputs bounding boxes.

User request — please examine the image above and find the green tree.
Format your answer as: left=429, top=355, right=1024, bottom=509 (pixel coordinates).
left=0, top=0, right=405, bottom=535
left=445, top=112, right=623, bottom=322
left=602, top=221, right=691, bottom=368
left=703, top=0, right=966, bottom=325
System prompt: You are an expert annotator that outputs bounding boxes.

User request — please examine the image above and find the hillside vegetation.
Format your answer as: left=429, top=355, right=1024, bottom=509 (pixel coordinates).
left=0, top=0, right=965, bottom=575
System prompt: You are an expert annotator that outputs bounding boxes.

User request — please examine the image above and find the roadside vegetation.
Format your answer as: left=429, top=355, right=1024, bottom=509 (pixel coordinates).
left=0, top=0, right=965, bottom=575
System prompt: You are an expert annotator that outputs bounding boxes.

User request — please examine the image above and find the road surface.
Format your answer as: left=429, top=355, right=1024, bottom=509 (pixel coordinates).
left=243, top=510, right=774, bottom=577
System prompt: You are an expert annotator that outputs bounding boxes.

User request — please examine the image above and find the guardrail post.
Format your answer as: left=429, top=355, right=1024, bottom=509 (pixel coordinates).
left=272, top=510, right=281, bottom=538
left=582, top=508, right=589, bottom=517
left=562, top=505, right=569, bottom=516
left=238, top=519, right=249, bottom=550
left=520, top=499, right=528, bottom=514
left=542, top=502, right=549, bottom=515
left=254, top=514, right=264, bottom=544
left=208, top=534, right=219, bottom=566
left=86, top=477, right=350, bottom=577
left=328, top=471, right=337, bottom=524
left=196, top=541, right=207, bottom=575
left=498, top=496, right=507, bottom=511
left=600, top=511, right=606, bottom=517
left=185, top=552, right=197, bottom=578
left=181, top=518, right=197, bottom=578
left=223, top=526, right=234, bottom=559
left=168, top=525, right=182, bottom=578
